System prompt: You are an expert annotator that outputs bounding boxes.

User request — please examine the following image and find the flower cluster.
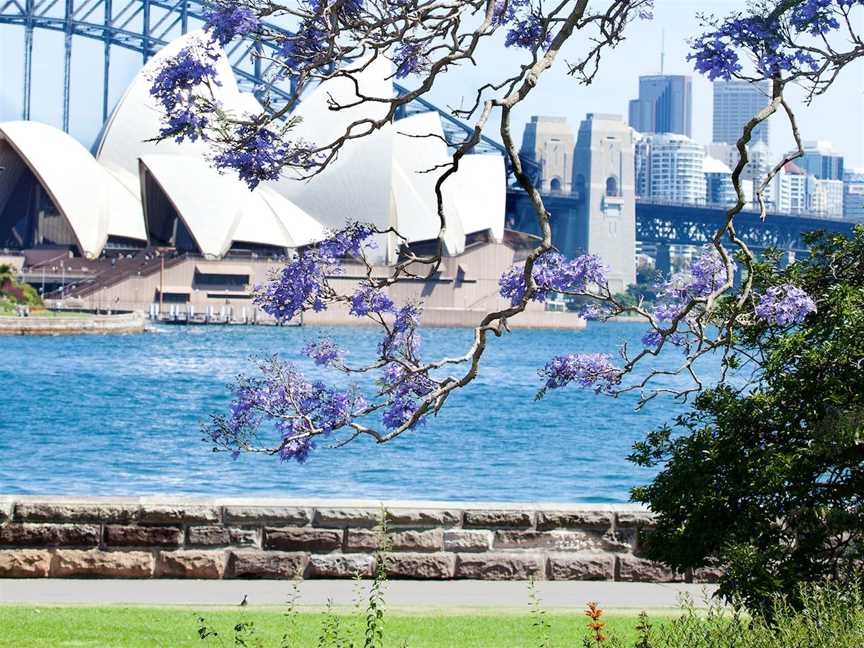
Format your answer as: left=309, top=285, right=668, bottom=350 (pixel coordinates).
left=203, top=0, right=260, bottom=45
left=505, top=14, right=552, bottom=50
left=380, top=363, right=435, bottom=430
left=652, top=246, right=734, bottom=321
left=686, top=1, right=848, bottom=81
left=499, top=252, right=608, bottom=306
left=303, top=337, right=344, bottom=366
left=755, top=283, right=816, bottom=326
left=393, top=41, right=429, bottom=79
left=254, top=224, right=375, bottom=323
left=212, top=124, right=318, bottom=190
left=209, top=359, right=366, bottom=463
left=641, top=330, right=689, bottom=353
left=578, top=304, right=610, bottom=320
left=149, top=43, right=219, bottom=142
left=539, top=353, right=622, bottom=394
left=350, top=284, right=394, bottom=318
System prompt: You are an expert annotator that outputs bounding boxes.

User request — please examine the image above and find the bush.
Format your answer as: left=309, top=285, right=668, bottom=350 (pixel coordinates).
left=630, top=229, right=864, bottom=613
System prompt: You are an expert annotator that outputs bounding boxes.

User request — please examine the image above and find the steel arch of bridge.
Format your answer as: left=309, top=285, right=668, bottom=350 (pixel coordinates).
left=0, top=0, right=507, bottom=155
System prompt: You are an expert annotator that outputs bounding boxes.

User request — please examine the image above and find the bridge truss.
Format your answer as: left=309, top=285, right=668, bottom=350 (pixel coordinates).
left=0, top=0, right=507, bottom=156
left=635, top=201, right=854, bottom=254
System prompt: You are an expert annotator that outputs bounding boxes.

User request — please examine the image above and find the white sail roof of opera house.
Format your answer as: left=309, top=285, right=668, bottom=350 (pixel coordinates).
left=270, top=56, right=506, bottom=263
left=1, top=31, right=506, bottom=262
left=0, top=120, right=146, bottom=258
left=95, top=30, right=263, bottom=197
left=139, top=154, right=325, bottom=258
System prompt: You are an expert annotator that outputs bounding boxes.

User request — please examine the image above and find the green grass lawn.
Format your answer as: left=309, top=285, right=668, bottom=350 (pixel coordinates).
left=0, top=606, right=654, bottom=647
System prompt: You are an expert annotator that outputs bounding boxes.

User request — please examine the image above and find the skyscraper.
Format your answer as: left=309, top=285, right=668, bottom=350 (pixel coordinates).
left=637, top=133, right=706, bottom=205
left=628, top=75, right=692, bottom=137
left=797, top=141, right=845, bottom=180
left=713, top=79, right=771, bottom=146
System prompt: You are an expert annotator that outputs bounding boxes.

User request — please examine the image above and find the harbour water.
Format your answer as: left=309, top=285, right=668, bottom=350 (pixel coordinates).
left=0, top=322, right=717, bottom=502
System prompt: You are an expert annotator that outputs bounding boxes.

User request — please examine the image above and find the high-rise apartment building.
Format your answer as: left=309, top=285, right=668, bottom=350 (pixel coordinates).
left=797, top=141, right=844, bottom=180
left=639, top=133, right=706, bottom=205
left=519, top=116, right=575, bottom=193
left=713, top=79, right=770, bottom=146
left=628, top=75, right=692, bottom=137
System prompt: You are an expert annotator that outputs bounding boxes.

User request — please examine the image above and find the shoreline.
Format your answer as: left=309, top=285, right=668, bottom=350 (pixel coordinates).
left=0, top=312, right=146, bottom=336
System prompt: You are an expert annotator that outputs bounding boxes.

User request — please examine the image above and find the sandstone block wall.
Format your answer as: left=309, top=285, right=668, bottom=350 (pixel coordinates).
left=0, top=497, right=718, bottom=582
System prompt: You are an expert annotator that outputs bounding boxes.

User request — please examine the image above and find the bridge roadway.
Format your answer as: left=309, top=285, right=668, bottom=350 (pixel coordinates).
left=507, top=189, right=855, bottom=259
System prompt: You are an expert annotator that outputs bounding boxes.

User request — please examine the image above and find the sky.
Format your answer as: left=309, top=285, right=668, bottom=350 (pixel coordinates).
left=1, top=0, right=863, bottom=168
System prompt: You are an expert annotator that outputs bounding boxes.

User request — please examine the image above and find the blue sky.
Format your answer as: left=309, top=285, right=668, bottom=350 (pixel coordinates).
left=1, top=0, right=862, bottom=167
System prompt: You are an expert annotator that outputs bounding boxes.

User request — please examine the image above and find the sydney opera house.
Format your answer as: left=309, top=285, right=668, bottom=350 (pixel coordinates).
left=0, top=32, right=582, bottom=327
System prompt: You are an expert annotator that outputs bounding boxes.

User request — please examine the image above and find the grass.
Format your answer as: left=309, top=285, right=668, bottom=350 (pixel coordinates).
left=0, top=605, right=653, bottom=647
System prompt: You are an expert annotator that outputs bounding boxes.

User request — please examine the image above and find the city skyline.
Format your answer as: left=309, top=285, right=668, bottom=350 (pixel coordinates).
left=1, top=1, right=862, bottom=169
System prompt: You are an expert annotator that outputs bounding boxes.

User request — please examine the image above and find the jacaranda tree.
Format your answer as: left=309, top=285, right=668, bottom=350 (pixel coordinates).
left=151, top=0, right=864, bottom=608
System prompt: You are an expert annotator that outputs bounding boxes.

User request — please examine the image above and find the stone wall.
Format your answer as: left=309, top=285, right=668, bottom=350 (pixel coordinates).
left=0, top=497, right=717, bottom=582
left=0, top=312, right=145, bottom=336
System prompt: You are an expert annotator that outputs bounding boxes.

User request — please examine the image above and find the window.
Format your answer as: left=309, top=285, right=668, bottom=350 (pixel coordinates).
left=606, top=176, right=620, bottom=197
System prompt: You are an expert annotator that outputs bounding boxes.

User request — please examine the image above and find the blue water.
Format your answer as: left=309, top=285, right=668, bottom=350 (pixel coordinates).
left=0, top=322, right=714, bottom=502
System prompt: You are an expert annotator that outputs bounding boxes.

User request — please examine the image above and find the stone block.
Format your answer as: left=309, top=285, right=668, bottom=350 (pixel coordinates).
left=383, top=552, right=456, bottom=579
left=346, top=529, right=443, bottom=553
left=616, top=510, right=656, bottom=529
left=0, top=549, right=52, bottom=577
left=309, top=554, right=375, bottom=578
left=104, top=525, right=183, bottom=547
left=187, top=526, right=258, bottom=547
left=14, top=502, right=138, bottom=524
left=312, top=508, right=381, bottom=529
left=601, top=529, right=636, bottom=553
left=617, top=556, right=683, bottom=582
left=386, top=509, right=461, bottom=528
left=228, top=551, right=308, bottom=579
left=0, top=498, right=13, bottom=524
left=455, top=553, right=544, bottom=580
left=52, top=550, right=154, bottom=578
left=443, top=529, right=492, bottom=552
left=548, top=554, right=615, bottom=581
left=0, top=523, right=99, bottom=547
left=494, top=530, right=604, bottom=552
left=223, top=506, right=310, bottom=527
left=140, top=505, right=219, bottom=524
left=463, top=510, right=533, bottom=529
left=157, top=550, right=226, bottom=579
left=264, top=527, right=342, bottom=552
left=536, top=510, right=613, bottom=530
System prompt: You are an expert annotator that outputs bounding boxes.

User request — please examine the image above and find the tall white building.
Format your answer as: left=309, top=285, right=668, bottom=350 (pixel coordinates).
left=644, top=133, right=706, bottom=205
left=810, top=178, right=844, bottom=217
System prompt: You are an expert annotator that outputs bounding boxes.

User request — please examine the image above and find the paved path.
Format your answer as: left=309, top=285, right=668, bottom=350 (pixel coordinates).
left=0, top=580, right=717, bottom=610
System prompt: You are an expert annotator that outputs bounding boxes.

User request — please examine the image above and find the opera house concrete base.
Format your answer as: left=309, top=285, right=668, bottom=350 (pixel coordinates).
left=0, top=312, right=145, bottom=336
left=0, top=497, right=720, bottom=583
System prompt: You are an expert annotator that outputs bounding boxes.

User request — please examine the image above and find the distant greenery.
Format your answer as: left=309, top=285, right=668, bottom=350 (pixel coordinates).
left=631, top=229, right=864, bottom=614
left=0, top=263, right=41, bottom=309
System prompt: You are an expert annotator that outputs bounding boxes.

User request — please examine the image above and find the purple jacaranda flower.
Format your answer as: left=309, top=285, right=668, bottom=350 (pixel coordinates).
left=253, top=225, right=375, bottom=323
left=499, top=252, right=608, bottom=306
left=208, top=358, right=366, bottom=463
left=393, top=41, right=429, bottom=78
left=641, top=330, right=689, bottom=353
left=349, top=284, right=395, bottom=317
left=203, top=1, right=260, bottom=45
left=539, top=353, right=622, bottom=394
left=379, top=362, right=434, bottom=430
left=755, top=283, right=816, bottom=326
left=303, top=338, right=344, bottom=366
left=505, top=13, right=552, bottom=49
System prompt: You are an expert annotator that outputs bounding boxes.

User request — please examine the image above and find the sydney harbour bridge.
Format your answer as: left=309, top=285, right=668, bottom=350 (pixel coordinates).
left=0, top=0, right=854, bottom=264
